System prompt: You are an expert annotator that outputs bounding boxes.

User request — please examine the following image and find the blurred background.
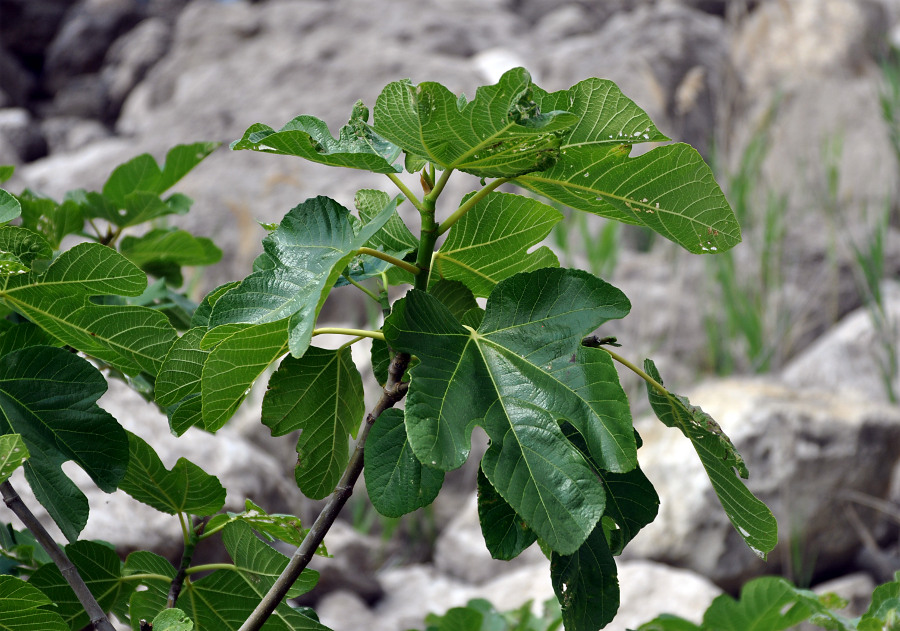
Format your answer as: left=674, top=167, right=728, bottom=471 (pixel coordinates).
left=2, top=0, right=900, bottom=629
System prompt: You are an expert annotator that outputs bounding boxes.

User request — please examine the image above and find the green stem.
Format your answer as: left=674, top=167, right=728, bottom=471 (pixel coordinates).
left=120, top=573, right=175, bottom=583
left=599, top=346, right=667, bottom=395
left=342, top=272, right=383, bottom=303
left=437, top=177, right=509, bottom=236
left=186, top=563, right=238, bottom=575
left=414, top=197, right=437, bottom=292
left=356, top=247, right=420, bottom=275
left=386, top=173, right=424, bottom=211
left=426, top=167, right=453, bottom=203
left=168, top=517, right=208, bottom=608
left=338, top=336, right=365, bottom=351
left=312, top=327, right=385, bottom=341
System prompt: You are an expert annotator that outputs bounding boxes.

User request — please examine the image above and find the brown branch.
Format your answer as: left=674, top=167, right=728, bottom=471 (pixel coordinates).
left=0, top=480, right=117, bottom=631
left=168, top=516, right=209, bottom=608
left=237, top=352, right=411, bottom=631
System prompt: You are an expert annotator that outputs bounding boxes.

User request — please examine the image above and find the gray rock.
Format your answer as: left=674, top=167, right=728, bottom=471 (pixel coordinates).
left=731, top=0, right=885, bottom=93
left=432, top=492, right=547, bottom=585
left=102, top=17, right=173, bottom=118
left=300, top=520, right=385, bottom=606
left=613, top=560, right=722, bottom=630
left=0, top=108, right=46, bottom=164
left=529, top=3, right=730, bottom=157
left=40, top=115, right=112, bottom=154
left=626, top=378, right=900, bottom=591
left=782, top=281, right=900, bottom=404
left=0, top=0, right=76, bottom=60
left=43, top=0, right=144, bottom=93
left=0, top=46, right=35, bottom=108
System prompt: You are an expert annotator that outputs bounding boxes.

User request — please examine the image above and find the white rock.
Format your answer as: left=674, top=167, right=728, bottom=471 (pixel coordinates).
left=626, top=378, right=900, bottom=590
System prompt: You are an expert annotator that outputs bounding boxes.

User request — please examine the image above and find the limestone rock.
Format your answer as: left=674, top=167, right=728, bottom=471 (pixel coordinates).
left=529, top=3, right=730, bottom=157
left=0, top=108, right=46, bottom=164
left=626, top=378, right=900, bottom=590
left=782, top=280, right=900, bottom=404
left=432, top=492, right=547, bottom=585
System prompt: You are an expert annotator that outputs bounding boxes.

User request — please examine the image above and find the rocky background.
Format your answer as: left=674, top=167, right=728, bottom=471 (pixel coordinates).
left=2, top=0, right=900, bottom=629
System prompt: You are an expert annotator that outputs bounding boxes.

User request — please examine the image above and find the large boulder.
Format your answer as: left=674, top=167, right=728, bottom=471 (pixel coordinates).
left=625, top=378, right=900, bottom=591
left=782, top=280, right=900, bottom=404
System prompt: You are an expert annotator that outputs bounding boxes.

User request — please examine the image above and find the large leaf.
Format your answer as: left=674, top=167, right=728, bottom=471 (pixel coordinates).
left=644, top=360, right=777, bottom=559
left=0, top=575, right=67, bottom=631
left=385, top=267, right=635, bottom=554
left=365, top=408, right=444, bottom=518
left=0, top=226, right=53, bottom=273
left=232, top=100, right=401, bottom=173
left=208, top=195, right=395, bottom=357
left=0, top=346, right=127, bottom=541
left=155, top=327, right=208, bottom=434
left=476, top=467, right=536, bottom=560
left=374, top=67, right=578, bottom=178
left=126, top=524, right=325, bottom=631
left=261, top=346, right=365, bottom=500
left=0, top=434, right=28, bottom=484
left=102, top=143, right=218, bottom=204
left=550, top=523, right=619, bottom=631
left=118, top=431, right=225, bottom=515
left=201, top=320, right=289, bottom=431
left=0, top=242, right=177, bottom=376
left=432, top=192, right=561, bottom=297
left=859, top=572, right=900, bottom=631
left=562, top=422, right=658, bottom=555
left=515, top=77, right=740, bottom=254
left=28, top=540, right=135, bottom=630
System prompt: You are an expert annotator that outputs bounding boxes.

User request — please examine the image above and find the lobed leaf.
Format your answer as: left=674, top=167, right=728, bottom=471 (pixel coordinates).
left=0, top=242, right=176, bottom=376
left=644, top=360, right=777, bottom=559
left=232, top=101, right=401, bottom=173
left=102, top=142, right=219, bottom=207
left=208, top=195, right=395, bottom=357
left=16, top=191, right=82, bottom=250
left=476, top=467, right=535, bottom=561
left=127, top=524, right=325, bottom=631
left=201, top=320, right=290, bottom=431
left=433, top=192, right=562, bottom=297
left=205, top=499, right=326, bottom=554
left=374, top=67, right=578, bottom=178
left=365, top=408, right=444, bottom=518
left=119, top=228, right=222, bottom=286
left=385, top=267, right=636, bottom=554
left=701, top=576, right=855, bottom=631
left=515, top=78, right=740, bottom=254
left=118, top=431, right=225, bottom=515
left=550, top=523, right=619, bottom=631
left=28, top=540, right=135, bottom=630
left=261, top=346, right=365, bottom=500
left=0, top=575, right=67, bottom=631
left=0, top=346, right=127, bottom=541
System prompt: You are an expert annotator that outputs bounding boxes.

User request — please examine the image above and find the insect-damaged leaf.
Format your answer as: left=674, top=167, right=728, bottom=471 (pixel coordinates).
left=374, top=67, right=577, bottom=178
left=232, top=100, right=401, bottom=173
left=644, top=359, right=777, bottom=559
left=385, top=267, right=635, bottom=554
left=515, top=78, right=740, bottom=254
